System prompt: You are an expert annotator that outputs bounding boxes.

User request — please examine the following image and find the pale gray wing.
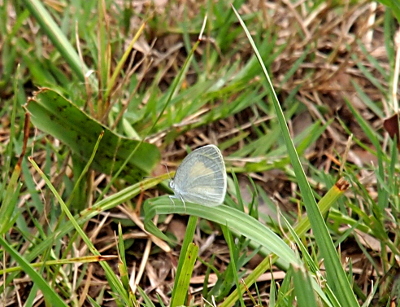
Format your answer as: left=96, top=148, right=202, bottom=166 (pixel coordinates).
left=173, top=145, right=226, bottom=206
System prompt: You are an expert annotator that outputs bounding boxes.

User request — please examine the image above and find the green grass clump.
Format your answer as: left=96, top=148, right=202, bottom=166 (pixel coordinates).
left=1, top=0, right=400, bottom=306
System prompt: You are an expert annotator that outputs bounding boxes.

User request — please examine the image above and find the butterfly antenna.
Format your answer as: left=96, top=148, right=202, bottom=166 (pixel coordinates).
left=164, top=163, right=172, bottom=180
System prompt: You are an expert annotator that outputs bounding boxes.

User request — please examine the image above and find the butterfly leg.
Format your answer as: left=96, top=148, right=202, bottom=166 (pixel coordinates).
left=169, top=194, right=186, bottom=212
left=179, top=195, right=186, bottom=212
left=169, top=195, right=176, bottom=206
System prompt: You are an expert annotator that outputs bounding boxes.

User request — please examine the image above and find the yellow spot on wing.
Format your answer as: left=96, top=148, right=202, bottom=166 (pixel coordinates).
left=189, top=161, right=207, bottom=177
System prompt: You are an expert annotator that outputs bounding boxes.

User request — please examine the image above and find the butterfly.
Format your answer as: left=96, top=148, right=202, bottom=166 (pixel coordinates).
left=169, top=145, right=227, bottom=207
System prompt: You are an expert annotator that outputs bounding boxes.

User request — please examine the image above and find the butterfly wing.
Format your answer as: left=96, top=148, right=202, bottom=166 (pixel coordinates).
left=172, top=145, right=227, bottom=206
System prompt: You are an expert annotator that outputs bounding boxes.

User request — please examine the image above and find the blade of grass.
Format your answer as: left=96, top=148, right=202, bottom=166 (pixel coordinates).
left=104, top=22, right=146, bottom=102
left=376, top=0, right=400, bottom=22
left=292, top=264, right=319, bottom=307
left=0, top=236, right=68, bottom=306
left=24, top=88, right=160, bottom=183
left=0, top=173, right=168, bottom=297
left=232, top=5, right=360, bottom=307
left=28, top=139, right=133, bottom=304
left=21, top=0, right=97, bottom=87
left=170, top=242, right=199, bottom=306
left=144, top=199, right=300, bottom=269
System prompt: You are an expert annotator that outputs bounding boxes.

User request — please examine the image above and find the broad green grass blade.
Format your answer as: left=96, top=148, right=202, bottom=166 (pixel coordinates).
left=170, top=243, right=199, bottom=306
left=25, top=88, right=160, bottom=183
left=232, top=6, right=360, bottom=307
left=144, top=199, right=300, bottom=269
left=169, top=215, right=198, bottom=304
left=174, top=216, right=198, bottom=281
